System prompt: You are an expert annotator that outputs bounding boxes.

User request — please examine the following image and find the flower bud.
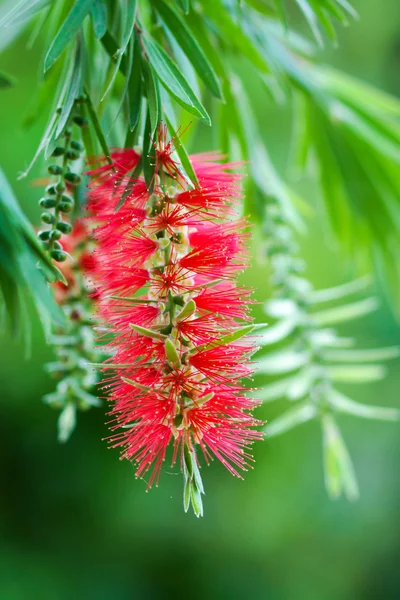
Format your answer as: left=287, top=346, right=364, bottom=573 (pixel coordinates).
left=59, top=202, right=73, bottom=213
left=49, top=229, right=62, bottom=241
left=38, top=230, right=51, bottom=240
left=50, top=250, right=67, bottom=262
left=64, top=172, right=81, bottom=185
left=70, top=140, right=83, bottom=151
left=39, top=197, right=57, bottom=209
left=56, top=221, right=73, bottom=234
left=52, top=147, right=65, bottom=157
left=41, top=212, right=55, bottom=224
left=48, top=164, right=63, bottom=176
left=65, top=150, right=80, bottom=161
left=56, top=181, right=66, bottom=193
left=46, top=184, right=57, bottom=195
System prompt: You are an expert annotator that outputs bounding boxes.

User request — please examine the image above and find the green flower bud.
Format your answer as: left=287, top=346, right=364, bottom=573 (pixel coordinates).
left=53, top=241, right=63, bottom=250
left=73, top=116, right=88, bottom=127
left=70, top=140, right=83, bottom=151
left=48, top=164, right=63, bottom=176
left=39, top=197, right=57, bottom=209
left=65, top=150, right=80, bottom=161
left=38, top=230, right=51, bottom=241
left=56, top=221, right=72, bottom=234
left=49, top=229, right=62, bottom=241
left=41, top=212, right=55, bottom=224
left=50, top=250, right=67, bottom=262
left=56, top=181, right=66, bottom=193
left=64, top=172, right=81, bottom=185
left=59, top=201, right=73, bottom=213
left=52, top=147, right=65, bottom=157
left=45, top=184, right=57, bottom=195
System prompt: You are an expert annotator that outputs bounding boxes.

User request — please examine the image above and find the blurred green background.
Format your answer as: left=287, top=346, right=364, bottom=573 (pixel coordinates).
left=1, top=1, right=400, bottom=599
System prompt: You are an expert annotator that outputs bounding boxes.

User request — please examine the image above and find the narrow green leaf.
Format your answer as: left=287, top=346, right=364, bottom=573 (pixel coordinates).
left=273, top=0, right=287, bottom=29
left=142, top=34, right=211, bottom=125
left=312, top=297, right=379, bottom=326
left=295, top=0, right=323, bottom=46
left=156, top=0, right=222, bottom=99
left=264, top=403, right=317, bottom=438
left=258, top=318, right=297, bottom=346
left=176, top=0, right=190, bottom=13
left=142, top=110, right=155, bottom=190
left=0, top=0, right=49, bottom=28
left=191, top=483, right=204, bottom=518
left=58, top=403, right=77, bottom=443
left=165, top=338, right=180, bottom=366
left=121, top=377, right=152, bottom=392
left=90, top=0, right=107, bottom=39
left=176, top=299, right=196, bottom=321
left=100, top=0, right=137, bottom=100
left=329, top=390, right=400, bottom=421
left=44, top=0, right=94, bottom=71
left=142, top=59, right=161, bottom=135
left=128, top=34, right=143, bottom=131
left=18, top=111, right=58, bottom=179
left=101, top=31, right=128, bottom=75
left=130, top=323, right=166, bottom=340
left=118, top=0, right=137, bottom=55
left=183, top=478, right=191, bottom=512
left=324, top=346, right=400, bottom=363
left=190, top=324, right=255, bottom=355
left=327, top=364, right=386, bottom=383
left=56, top=34, right=85, bottom=137
left=84, top=88, right=113, bottom=164
left=307, top=276, right=371, bottom=304
left=164, top=114, right=199, bottom=187
left=322, top=414, right=359, bottom=501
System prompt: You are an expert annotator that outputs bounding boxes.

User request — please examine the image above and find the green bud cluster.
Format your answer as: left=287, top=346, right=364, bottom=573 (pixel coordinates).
left=37, top=101, right=87, bottom=263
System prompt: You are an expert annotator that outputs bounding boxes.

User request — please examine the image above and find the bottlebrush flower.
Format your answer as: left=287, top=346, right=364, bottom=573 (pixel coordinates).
left=87, top=125, right=262, bottom=517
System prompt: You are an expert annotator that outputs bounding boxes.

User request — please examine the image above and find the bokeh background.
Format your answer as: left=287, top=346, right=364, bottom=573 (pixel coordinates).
left=1, top=1, right=400, bottom=598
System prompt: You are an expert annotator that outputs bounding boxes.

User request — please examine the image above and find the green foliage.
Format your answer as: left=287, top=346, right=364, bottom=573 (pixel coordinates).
left=258, top=198, right=400, bottom=499
left=0, top=168, right=64, bottom=340
left=0, top=0, right=399, bottom=499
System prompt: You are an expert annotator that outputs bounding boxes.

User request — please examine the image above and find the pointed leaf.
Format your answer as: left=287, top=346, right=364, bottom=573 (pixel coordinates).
left=312, top=298, right=378, bottom=326
left=322, top=414, right=359, bottom=501
left=90, top=0, right=107, bottom=39
left=327, top=364, right=386, bottom=383
left=190, top=324, right=255, bottom=355
left=307, top=276, right=371, bottom=304
left=58, top=403, right=77, bottom=443
left=324, top=346, right=400, bottom=363
left=44, top=0, right=94, bottom=71
left=258, top=317, right=297, bottom=346
left=164, top=114, right=199, bottom=187
left=156, top=0, right=222, bottom=99
left=142, top=34, right=211, bottom=125
left=329, top=390, right=400, bottom=421
left=130, top=323, right=166, bottom=340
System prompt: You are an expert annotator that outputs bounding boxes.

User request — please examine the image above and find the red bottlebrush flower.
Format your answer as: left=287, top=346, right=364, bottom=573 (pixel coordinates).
left=86, top=133, right=262, bottom=517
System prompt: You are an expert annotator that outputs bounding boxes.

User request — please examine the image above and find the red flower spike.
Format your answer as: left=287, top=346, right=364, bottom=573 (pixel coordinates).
left=86, top=132, right=262, bottom=516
